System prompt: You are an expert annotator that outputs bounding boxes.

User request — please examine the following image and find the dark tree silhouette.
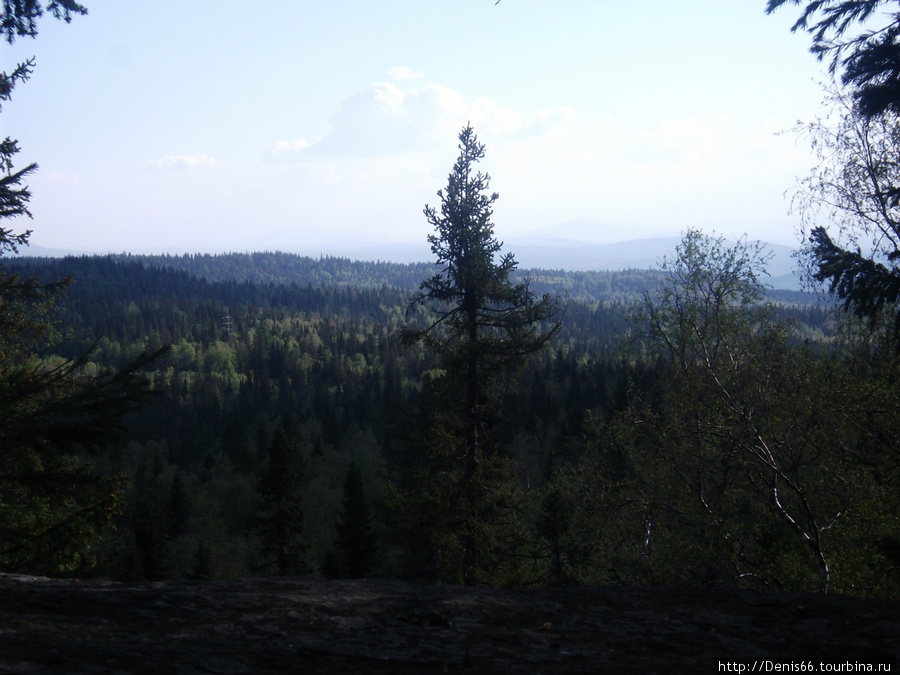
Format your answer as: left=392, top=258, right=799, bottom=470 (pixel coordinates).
left=327, top=463, right=378, bottom=579
left=254, top=423, right=307, bottom=575
left=767, top=0, right=900, bottom=118
left=402, top=124, right=562, bottom=585
left=791, top=87, right=900, bottom=339
left=0, top=0, right=166, bottom=576
left=404, top=123, right=562, bottom=471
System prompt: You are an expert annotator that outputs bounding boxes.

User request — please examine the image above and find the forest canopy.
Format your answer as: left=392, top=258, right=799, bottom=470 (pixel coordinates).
left=1, top=2, right=898, bottom=601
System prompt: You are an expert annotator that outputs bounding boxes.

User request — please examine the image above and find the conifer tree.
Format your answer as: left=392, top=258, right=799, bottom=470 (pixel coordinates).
left=791, top=87, right=900, bottom=340
left=327, top=462, right=378, bottom=578
left=253, top=423, right=307, bottom=575
left=127, top=457, right=168, bottom=580
left=0, top=0, right=166, bottom=575
left=401, top=124, right=562, bottom=585
left=766, top=0, right=900, bottom=119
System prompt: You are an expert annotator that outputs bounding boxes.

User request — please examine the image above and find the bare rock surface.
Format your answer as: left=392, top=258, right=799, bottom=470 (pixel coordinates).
left=0, top=574, right=897, bottom=673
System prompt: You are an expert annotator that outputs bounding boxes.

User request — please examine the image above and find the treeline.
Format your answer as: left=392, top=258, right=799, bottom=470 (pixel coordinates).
left=7, top=251, right=884, bottom=597
left=103, top=250, right=812, bottom=306
left=108, top=252, right=439, bottom=290
left=5, top=255, right=646, bottom=580
left=100, top=250, right=684, bottom=303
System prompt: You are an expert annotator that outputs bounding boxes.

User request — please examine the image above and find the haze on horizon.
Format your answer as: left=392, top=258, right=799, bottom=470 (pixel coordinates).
left=5, top=1, right=828, bottom=257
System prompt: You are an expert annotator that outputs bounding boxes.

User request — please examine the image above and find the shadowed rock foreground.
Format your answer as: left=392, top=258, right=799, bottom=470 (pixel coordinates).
left=1, top=574, right=897, bottom=673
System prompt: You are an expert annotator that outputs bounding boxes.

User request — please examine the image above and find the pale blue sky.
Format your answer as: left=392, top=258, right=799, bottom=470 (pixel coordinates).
left=4, top=1, right=826, bottom=254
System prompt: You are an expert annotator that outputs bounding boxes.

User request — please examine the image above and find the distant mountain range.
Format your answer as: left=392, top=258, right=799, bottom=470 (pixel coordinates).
left=13, top=218, right=803, bottom=289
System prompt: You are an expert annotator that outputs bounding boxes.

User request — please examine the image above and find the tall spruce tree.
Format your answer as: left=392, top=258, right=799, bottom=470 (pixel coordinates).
left=326, top=462, right=378, bottom=579
left=127, top=457, right=168, bottom=581
left=253, top=423, right=307, bottom=576
left=0, top=1, right=167, bottom=575
left=401, top=124, right=562, bottom=585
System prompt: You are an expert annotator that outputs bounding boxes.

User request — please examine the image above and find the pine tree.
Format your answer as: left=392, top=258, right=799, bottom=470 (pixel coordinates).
left=0, top=3, right=166, bottom=575
left=127, top=457, right=168, bottom=580
left=253, top=423, right=307, bottom=575
left=401, top=124, right=562, bottom=585
left=327, top=462, right=378, bottom=578
left=766, top=0, right=900, bottom=119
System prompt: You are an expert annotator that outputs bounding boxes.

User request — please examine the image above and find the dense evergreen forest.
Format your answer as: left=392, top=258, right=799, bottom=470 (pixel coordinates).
left=5, top=253, right=659, bottom=579
left=9, top=248, right=888, bottom=597
left=4, top=0, right=900, bottom=629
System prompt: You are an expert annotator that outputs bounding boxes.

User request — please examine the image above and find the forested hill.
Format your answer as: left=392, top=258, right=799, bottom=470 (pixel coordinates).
left=0, top=249, right=842, bottom=586
left=11, top=251, right=812, bottom=305
left=5, top=254, right=652, bottom=363
left=112, top=252, right=440, bottom=290
left=2, top=251, right=650, bottom=580
left=108, top=251, right=667, bottom=303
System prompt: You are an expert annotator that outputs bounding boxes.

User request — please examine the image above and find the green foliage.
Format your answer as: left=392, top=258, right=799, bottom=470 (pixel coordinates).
left=550, top=230, right=900, bottom=595
left=632, top=231, right=845, bottom=589
left=11, top=0, right=896, bottom=596
left=3, top=251, right=868, bottom=591
left=1, top=1, right=87, bottom=44
left=112, top=252, right=441, bottom=291
left=398, top=125, right=561, bottom=586
left=791, top=88, right=900, bottom=340
left=766, top=0, right=900, bottom=118
left=0, top=2, right=167, bottom=576
left=0, top=334, right=166, bottom=574
left=325, top=463, right=378, bottom=579
left=253, top=423, right=307, bottom=576
left=125, top=456, right=169, bottom=580
left=167, top=471, right=189, bottom=539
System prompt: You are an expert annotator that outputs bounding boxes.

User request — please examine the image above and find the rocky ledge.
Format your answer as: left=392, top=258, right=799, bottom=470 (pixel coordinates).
left=0, top=574, right=897, bottom=673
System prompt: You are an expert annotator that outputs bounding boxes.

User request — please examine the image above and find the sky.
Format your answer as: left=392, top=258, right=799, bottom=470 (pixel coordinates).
left=3, top=1, right=831, bottom=256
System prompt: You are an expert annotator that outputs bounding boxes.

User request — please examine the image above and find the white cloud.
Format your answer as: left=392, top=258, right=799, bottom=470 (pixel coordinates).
left=253, top=77, right=812, bottom=246
left=143, top=154, right=218, bottom=170
left=469, top=97, right=527, bottom=135
left=273, top=138, right=311, bottom=154
left=270, top=81, right=574, bottom=163
left=537, top=107, right=577, bottom=126
left=304, top=82, right=466, bottom=158
left=388, top=66, right=424, bottom=80
left=487, top=110, right=810, bottom=240
left=265, top=138, right=312, bottom=162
